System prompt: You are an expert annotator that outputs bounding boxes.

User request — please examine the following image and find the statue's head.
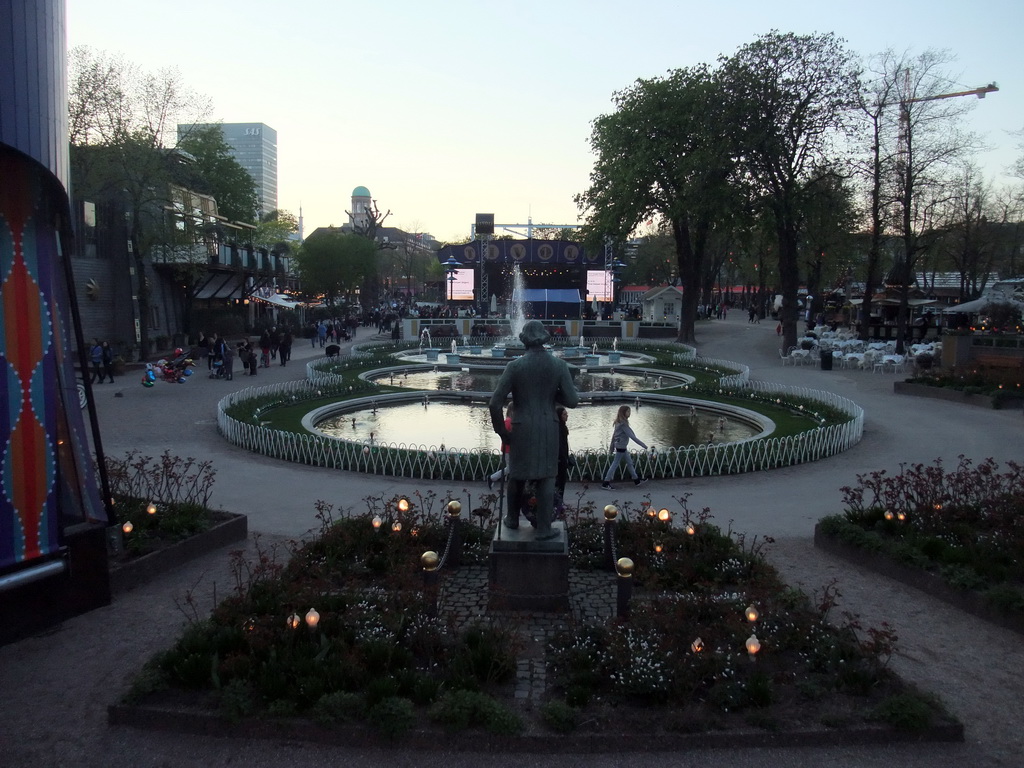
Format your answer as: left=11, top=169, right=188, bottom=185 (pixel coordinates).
left=519, top=319, right=550, bottom=348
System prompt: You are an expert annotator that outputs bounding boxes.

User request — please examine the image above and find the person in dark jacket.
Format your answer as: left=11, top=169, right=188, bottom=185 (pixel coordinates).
left=89, top=339, right=105, bottom=383
left=279, top=328, right=292, bottom=366
left=101, top=341, right=115, bottom=382
left=555, top=406, right=572, bottom=510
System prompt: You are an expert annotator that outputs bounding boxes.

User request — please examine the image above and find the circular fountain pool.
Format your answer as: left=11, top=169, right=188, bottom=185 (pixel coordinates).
left=308, top=399, right=767, bottom=453
left=366, top=367, right=691, bottom=394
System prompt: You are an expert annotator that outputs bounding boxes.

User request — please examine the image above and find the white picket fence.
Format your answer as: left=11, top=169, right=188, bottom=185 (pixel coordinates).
left=216, top=345, right=863, bottom=481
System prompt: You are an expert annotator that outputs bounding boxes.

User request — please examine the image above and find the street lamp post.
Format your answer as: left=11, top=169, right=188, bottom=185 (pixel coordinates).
left=444, top=255, right=459, bottom=304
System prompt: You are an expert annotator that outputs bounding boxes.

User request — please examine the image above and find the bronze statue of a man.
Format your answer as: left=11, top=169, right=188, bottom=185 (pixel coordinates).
left=488, top=320, right=579, bottom=540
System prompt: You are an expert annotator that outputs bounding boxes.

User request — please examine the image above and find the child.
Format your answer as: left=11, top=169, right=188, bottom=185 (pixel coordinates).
left=487, top=403, right=514, bottom=490
left=602, top=405, right=649, bottom=490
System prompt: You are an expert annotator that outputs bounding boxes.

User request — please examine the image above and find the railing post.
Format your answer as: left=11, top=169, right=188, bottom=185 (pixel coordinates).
left=603, top=504, right=618, bottom=570
left=615, top=557, right=634, bottom=619
left=421, top=551, right=440, bottom=618
left=447, top=500, right=463, bottom=568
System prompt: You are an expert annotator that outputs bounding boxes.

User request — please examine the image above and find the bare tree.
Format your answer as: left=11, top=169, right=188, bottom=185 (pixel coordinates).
left=889, top=49, right=986, bottom=352
left=69, top=46, right=211, bottom=359
left=932, top=164, right=997, bottom=300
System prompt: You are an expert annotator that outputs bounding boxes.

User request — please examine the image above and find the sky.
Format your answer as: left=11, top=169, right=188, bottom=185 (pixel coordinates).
left=67, top=0, right=1023, bottom=243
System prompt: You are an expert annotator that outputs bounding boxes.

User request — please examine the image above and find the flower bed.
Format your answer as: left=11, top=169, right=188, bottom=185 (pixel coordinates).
left=815, top=457, right=1024, bottom=633
left=110, top=494, right=959, bottom=748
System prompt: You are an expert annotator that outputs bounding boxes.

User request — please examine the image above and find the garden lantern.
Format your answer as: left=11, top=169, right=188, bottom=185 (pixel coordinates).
left=884, top=509, right=894, bottom=521
left=122, top=521, right=133, bottom=534
left=286, top=613, right=301, bottom=630
left=897, top=511, right=907, bottom=522
left=646, top=507, right=656, bottom=519
left=685, top=523, right=696, bottom=535
left=746, top=634, right=761, bottom=660
left=305, top=608, right=320, bottom=629
left=398, top=498, right=410, bottom=513
left=657, top=508, right=672, bottom=523
left=745, top=604, right=759, bottom=623
left=691, top=638, right=704, bottom=653
left=654, top=542, right=663, bottom=554
left=146, top=501, right=157, bottom=515
left=372, top=516, right=382, bottom=531
left=391, top=521, right=402, bottom=533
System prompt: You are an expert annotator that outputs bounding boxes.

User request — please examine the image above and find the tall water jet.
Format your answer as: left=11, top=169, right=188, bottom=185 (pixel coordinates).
left=509, top=264, right=528, bottom=341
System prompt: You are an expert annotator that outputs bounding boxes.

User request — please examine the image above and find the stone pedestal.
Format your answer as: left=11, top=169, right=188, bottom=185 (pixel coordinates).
left=445, top=353, right=461, bottom=364
left=424, top=348, right=440, bottom=361
left=584, top=354, right=601, bottom=366
left=491, top=346, right=506, bottom=358
left=488, top=521, right=569, bottom=611
left=607, top=351, right=621, bottom=364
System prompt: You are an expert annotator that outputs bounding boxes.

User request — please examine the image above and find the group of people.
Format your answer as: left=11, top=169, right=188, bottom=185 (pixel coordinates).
left=310, top=318, right=355, bottom=347
left=88, top=339, right=115, bottom=383
left=195, top=327, right=294, bottom=381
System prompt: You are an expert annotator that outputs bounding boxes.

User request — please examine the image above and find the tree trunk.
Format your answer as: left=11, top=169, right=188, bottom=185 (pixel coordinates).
left=130, top=215, right=151, bottom=361
left=775, top=212, right=802, bottom=352
left=672, top=218, right=704, bottom=344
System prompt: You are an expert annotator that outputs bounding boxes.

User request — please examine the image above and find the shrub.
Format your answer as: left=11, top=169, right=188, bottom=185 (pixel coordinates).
left=869, top=692, right=936, bottom=731
left=367, top=696, right=416, bottom=739
left=428, top=689, right=523, bottom=735
left=540, top=700, right=579, bottom=733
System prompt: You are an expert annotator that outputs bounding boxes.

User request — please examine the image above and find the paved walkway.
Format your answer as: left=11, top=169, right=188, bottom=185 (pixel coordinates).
left=1, top=318, right=1022, bottom=766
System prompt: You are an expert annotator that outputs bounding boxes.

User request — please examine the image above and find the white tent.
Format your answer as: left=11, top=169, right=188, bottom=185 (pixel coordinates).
left=942, top=293, right=1024, bottom=314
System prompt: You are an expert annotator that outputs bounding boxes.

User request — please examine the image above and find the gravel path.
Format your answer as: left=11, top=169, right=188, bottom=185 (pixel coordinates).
left=1, top=319, right=1021, bottom=767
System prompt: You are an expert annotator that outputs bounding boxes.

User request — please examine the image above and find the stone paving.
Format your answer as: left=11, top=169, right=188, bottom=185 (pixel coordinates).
left=3, top=318, right=1022, bottom=766
left=437, top=564, right=619, bottom=701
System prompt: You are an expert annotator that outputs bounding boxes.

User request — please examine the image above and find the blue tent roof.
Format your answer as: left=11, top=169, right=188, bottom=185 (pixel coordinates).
left=519, top=289, right=580, bottom=304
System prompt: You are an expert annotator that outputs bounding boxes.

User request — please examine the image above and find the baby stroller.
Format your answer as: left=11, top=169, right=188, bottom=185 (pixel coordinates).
left=209, top=357, right=226, bottom=379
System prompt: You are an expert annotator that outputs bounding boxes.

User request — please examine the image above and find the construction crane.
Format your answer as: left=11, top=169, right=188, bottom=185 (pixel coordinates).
left=902, top=82, right=999, bottom=105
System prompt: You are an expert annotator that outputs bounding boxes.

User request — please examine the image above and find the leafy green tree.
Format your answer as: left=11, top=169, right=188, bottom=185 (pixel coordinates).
left=176, top=125, right=258, bottom=223
left=626, top=229, right=677, bottom=287
left=800, top=170, right=859, bottom=320
left=719, top=31, right=861, bottom=351
left=293, top=231, right=376, bottom=306
left=577, top=65, right=740, bottom=343
left=252, top=209, right=299, bottom=249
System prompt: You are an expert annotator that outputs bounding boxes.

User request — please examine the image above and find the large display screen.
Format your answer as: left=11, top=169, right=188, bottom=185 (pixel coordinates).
left=446, top=268, right=475, bottom=301
left=586, top=270, right=613, bottom=303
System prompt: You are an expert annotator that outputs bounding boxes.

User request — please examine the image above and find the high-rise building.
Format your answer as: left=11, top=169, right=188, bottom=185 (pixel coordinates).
left=178, top=122, right=278, bottom=216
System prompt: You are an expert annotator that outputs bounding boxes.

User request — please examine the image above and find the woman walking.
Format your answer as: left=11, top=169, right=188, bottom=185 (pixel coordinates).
left=601, top=405, right=648, bottom=490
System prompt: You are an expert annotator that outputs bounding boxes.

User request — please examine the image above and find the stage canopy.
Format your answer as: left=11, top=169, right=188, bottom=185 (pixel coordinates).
left=519, top=289, right=581, bottom=304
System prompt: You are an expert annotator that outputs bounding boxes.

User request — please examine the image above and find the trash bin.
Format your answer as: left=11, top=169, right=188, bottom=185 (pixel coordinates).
left=820, top=350, right=833, bottom=371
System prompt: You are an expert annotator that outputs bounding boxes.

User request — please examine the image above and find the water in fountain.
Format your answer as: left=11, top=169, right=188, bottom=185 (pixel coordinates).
left=508, top=264, right=527, bottom=342
left=420, top=328, right=432, bottom=349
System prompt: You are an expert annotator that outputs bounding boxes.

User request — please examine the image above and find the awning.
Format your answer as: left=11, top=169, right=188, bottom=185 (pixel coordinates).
left=194, top=274, right=244, bottom=300
left=252, top=293, right=305, bottom=309
left=519, top=289, right=581, bottom=304
left=848, top=298, right=938, bottom=307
